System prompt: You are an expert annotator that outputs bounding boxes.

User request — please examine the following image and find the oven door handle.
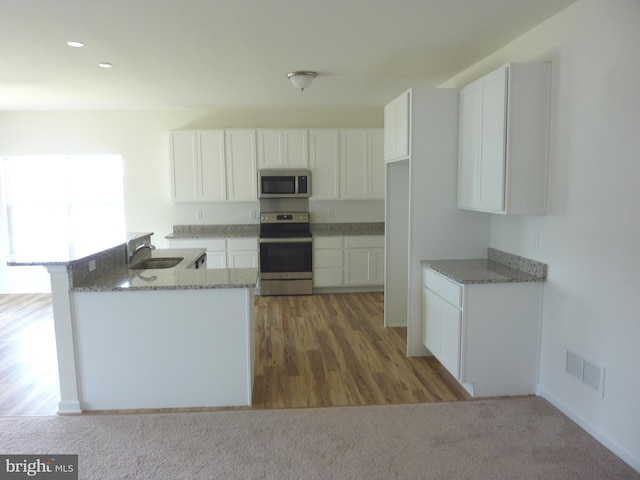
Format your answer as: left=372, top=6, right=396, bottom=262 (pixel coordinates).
left=259, top=237, right=313, bottom=244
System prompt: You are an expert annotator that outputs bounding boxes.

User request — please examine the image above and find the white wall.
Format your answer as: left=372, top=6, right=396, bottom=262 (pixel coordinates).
left=442, top=0, right=640, bottom=470
left=0, top=108, right=383, bottom=292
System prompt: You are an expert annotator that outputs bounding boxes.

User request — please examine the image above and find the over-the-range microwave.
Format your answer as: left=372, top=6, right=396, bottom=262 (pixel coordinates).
left=258, top=169, right=311, bottom=198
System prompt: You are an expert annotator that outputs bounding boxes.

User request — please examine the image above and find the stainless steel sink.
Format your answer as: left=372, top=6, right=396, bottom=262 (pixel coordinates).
left=130, top=257, right=184, bottom=269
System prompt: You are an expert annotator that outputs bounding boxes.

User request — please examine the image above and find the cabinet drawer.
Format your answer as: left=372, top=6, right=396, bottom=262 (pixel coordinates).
left=423, top=268, right=462, bottom=308
left=344, top=235, right=384, bottom=248
left=314, top=236, right=342, bottom=249
left=227, top=237, right=258, bottom=250
left=314, top=249, right=342, bottom=268
left=168, top=238, right=226, bottom=251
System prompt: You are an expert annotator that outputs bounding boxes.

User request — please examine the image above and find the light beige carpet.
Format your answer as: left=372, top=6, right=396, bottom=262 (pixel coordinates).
left=0, top=397, right=637, bottom=479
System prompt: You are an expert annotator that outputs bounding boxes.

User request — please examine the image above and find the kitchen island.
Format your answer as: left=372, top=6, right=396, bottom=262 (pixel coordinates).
left=7, top=234, right=258, bottom=413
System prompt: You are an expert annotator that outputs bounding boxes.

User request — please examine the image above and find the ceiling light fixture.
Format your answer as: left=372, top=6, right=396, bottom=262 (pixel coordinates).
left=287, top=71, right=317, bottom=92
left=98, top=62, right=113, bottom=68
left=66, top=41, right=85, bottom=48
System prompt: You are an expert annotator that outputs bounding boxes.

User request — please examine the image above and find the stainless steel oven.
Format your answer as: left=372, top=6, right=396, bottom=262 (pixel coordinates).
left=259, top=212, right=313, bottom=296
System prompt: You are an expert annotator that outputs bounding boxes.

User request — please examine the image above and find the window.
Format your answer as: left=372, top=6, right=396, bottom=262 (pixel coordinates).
left=2, top=155, right=126, bottom=260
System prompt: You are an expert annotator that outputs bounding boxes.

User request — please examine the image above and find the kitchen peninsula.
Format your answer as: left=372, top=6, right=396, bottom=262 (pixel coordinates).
left=7, top=233, right=258, bottom=413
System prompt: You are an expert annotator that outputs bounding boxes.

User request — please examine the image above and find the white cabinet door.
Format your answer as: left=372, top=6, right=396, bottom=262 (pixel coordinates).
left=225, top=130, right=257, bottom=201
left=439, top=299, right=462, bottom=379
left=340, top=129, right=368, bottom=199
left=344, top=236, right=384, bottom=286
left=199, top=130, right=227, bottom=202
left=308, top=129, right=340, bottom=200
left=171, top=130, right=198, bottom=202
left=384, top=91, right=410, bottom=161
left=227, top=238, right=258, bottom=268
left=368, top=129, right=385, bottom=199
left=340, top=129, right=384, bottom=200
left=257, top=129, right=308, bottom=169
left=423, top=287, right=442, bottom=357
left=478, top=68, right=507, bottom=212
left=422, top=285, right=461, bottom=380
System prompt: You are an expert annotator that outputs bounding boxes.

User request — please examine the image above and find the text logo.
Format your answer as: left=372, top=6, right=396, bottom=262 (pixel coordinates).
left=0, top=456, right=77, bottom=479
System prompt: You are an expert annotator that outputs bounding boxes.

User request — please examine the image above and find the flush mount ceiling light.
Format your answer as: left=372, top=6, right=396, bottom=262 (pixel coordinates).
left=66, top=41, right=85, bottom=48
left=287, top=71, right=317, bottom=91
left=98, top=62, right=113, bottom=68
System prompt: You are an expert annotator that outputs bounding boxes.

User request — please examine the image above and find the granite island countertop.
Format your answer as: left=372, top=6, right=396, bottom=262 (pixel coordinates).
left=421, top=248, right=547, bottom=284
left=72, top=248, right=258, bottom=292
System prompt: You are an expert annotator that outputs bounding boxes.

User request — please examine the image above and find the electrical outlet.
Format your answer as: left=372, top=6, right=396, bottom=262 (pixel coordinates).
left=88, top=260, right=96, bottom=272
left=196, top=210, right=203, bottom=220
left=327, top=208, right=334, bottom=218
left=532, top=233, right=540, bottom=250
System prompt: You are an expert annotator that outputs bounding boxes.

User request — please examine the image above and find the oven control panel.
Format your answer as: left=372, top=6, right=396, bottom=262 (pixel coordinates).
left=260, top=212, right=309, bottom=224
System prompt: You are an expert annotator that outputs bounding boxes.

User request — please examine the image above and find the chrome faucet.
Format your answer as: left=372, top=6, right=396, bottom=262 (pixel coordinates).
left=127, top=242, right=156, bottom=264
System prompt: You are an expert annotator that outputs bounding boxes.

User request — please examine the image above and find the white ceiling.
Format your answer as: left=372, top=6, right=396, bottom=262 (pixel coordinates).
left=0, top=0, right=577, bottom=110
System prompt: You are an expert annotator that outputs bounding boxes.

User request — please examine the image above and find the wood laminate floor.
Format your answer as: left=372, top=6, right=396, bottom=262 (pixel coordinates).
left=252, top=292, right=470, bottom=408
left=0, top=293, right=60, bottom=415
left=0, top=292, right=469, bottom=416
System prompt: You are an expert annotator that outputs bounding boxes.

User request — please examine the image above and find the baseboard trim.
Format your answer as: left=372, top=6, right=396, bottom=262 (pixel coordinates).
left=537, top=386, right=640, bottom=473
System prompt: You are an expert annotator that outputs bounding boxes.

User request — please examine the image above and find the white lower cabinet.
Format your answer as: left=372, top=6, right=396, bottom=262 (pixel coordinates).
left=344, top=236, right=384, bottom=286
left=422, top=266, right=542, bottom=397
left=167, top=238, right=257, bottom=269
left=227, top=238, right=259, bottom=268
left=313, top=236, right=343, bottom=287
left=313, top=235, right=384, bottom=288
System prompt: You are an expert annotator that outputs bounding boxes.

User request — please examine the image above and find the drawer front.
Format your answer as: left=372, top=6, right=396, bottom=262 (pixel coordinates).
left=314, top=236, right=342, bottom=249
left=227, top=237, right=258, bottom=250
left=423, top=268, right=462, bottom=308
left=344, top=235, right=384, bottom=249
left=168, top=238, right=226, bottom=251
left=314, top=249, right=342, bottom=268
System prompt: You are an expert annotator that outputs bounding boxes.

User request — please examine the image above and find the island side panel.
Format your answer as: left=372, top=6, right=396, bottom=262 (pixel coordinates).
left=72, top=288, right=254, bottom=410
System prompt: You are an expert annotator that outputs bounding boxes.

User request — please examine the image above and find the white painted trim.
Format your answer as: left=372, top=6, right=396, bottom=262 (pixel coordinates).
left=537, top=387, right=640, bottom=473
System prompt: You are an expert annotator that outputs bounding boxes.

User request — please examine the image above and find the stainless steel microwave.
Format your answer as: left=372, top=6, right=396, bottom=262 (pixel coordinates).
left=258, top=169, right=311, bottom=198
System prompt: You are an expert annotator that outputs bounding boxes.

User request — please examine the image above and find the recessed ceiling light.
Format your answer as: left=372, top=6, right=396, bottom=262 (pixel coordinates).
left=98, top=62, right=113, bottom=68
left=67, top=41, right=85, bottom=48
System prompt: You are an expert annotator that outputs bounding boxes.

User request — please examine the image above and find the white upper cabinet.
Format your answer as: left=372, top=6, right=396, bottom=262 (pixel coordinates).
left=384, top=91, right=410, bottom=162
left=170, top=130, right=226, bottom=202
left=257, top=129, right=308, bottom=169
left=225, top=129, right=258, bottom=202
left=340, top=129, right=385, bottom=200
left=458, top=63, right=551, bottom=214
left=308, top=129, right=340, bottom=200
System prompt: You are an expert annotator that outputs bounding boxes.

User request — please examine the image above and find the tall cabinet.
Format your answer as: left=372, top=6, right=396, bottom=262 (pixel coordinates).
left=384, top=88, right=489, bottom=356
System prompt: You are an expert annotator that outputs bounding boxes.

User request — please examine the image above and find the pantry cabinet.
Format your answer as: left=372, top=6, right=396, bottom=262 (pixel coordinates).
left=457, top=63, right=550, bottom=214
left=257, top=129, right=308, bottom=169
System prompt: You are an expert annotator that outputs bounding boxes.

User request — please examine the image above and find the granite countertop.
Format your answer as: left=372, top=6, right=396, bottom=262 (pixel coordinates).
left=72, top=248, right=258, bottom=292
left=421, top=248, right=547, bottom=284
left=166, top=222, right=384, bottom=239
